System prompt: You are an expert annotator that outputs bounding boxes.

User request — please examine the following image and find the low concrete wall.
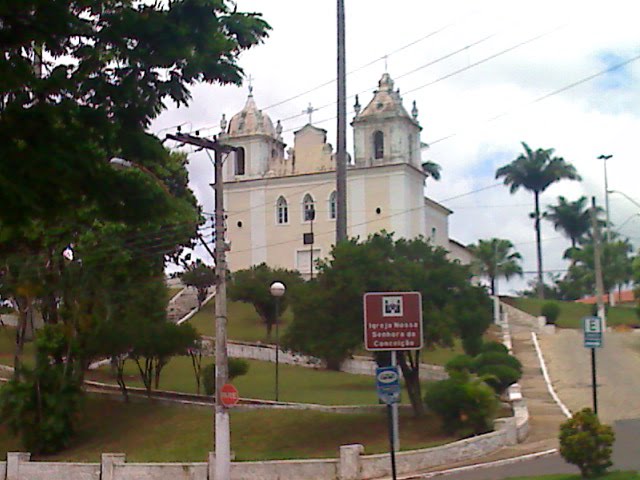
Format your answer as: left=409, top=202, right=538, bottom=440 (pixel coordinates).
left=359, top=420, right=516, bottom=479
left=207, top=338, right=447, bottom=381
left=228, top=458, right=337, bottom=480
left=113, top=463, right=207, bottom=480
left=17, top=463, right=100, bottom=480
left=4, top=417, right=519, bottom=480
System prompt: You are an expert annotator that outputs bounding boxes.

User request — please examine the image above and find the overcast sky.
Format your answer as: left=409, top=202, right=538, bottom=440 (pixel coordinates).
left=153, top=0, right=640, bottom=294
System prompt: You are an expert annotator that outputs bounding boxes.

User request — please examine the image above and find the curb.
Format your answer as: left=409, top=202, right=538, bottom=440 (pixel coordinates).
left=397, top=448, right=559, bottom=479
left=531, top=332, right=572, bottom=418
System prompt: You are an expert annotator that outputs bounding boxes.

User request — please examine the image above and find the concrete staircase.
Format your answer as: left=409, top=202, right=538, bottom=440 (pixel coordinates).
left=167, top=287, right=202, bottom=323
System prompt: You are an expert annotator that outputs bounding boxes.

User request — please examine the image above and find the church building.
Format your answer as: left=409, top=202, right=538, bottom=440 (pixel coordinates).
left=218, top=73, right=472, bottom=277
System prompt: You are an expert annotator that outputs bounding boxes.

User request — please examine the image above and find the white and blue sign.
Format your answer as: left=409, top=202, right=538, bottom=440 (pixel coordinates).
left=583, top=316, right=603, bottom=348
left=376, top=366, right=401, bottom=405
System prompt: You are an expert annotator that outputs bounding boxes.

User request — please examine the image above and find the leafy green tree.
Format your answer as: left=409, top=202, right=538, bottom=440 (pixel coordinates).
left=559, top=408, right=615, bottom=478
left=468, top=238, right=523, bottom=296
left=228, top=264, right=303, bottom=340
left=284, top=233, right=492, bottom=416
left=496, top=142, right=581, bottom=298
left=565, top=237, right=633, bottom=296
left=545, top=196, right=598, bottom=249
left=181, top=260, right=217, bottom=308
left=130, top=321, right=199, bottom=395
left=0, top=325, right=83, bottom=454
left=0, top=0, right=270, bottom=226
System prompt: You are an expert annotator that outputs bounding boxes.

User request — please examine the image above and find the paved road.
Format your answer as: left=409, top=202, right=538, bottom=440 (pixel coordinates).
left=415, top=418, right=640, bottom=479
left=539, top=329, right=640, bottom=424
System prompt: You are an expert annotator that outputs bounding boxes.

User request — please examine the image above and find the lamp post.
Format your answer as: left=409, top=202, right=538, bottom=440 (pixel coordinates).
left=270, top=281, right=286, bottom=402
left=598, top=155, right=613, bottom=243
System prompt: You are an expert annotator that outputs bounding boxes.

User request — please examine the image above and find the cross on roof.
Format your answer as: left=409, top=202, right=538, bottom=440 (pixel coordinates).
left=304, top=102, right=317, bottom=124
left=246, top=74, right=254, bottom=95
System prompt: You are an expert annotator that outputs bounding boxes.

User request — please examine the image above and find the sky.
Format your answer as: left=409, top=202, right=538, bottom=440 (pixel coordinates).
left=152, top=0, right=640, bottom=294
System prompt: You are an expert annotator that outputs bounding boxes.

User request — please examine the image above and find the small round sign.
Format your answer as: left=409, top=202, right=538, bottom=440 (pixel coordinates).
left=220, top=383, right=239, bottom=407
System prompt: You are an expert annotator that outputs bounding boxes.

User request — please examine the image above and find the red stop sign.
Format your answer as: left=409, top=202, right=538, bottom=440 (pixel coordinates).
left=220, top=383, right=239, bottom=407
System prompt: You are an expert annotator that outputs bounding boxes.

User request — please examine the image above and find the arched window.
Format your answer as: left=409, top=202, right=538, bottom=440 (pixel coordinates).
left=328, top=191, right=337, bottom=220
left=276, top=196, right=288, bottom=224
left=235, top=147, right=246, bottom=175
left=302, top=193, right=315, bottom=221
left=373, top=131, right=384, bottom=159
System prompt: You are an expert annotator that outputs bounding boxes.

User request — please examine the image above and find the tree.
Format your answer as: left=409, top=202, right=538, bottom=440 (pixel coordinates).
left=228, top=264, right=303, bottom=340
left=468, top=238, right=522, bottom=296
left=559, top=408, right=615, bottom=478
left=181, top=260, right=216, bottom=308
left=496, top=142, right=581, bottom=298
left=0, top=1, right=270, bottom=226
left=284, top=233, right=492, bottom=416
left=545, top=196, right=595, bottom=249
left=564, top=237, right=633, bottom=296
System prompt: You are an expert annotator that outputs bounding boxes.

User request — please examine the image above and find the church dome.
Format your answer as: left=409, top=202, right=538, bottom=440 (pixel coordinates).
left=227, top=92, right=276, bottom=138
left=354, top=73, right=416, bottom=124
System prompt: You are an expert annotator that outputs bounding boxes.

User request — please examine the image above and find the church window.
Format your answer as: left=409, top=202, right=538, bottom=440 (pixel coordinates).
left=235, top=147, right=246, bottom=175
left=276, top=196, right=288, bottom=224
left=373, top=131, right=384, bottom=159
left=303, top=193, right=316, bottom=222
left=328, top=191, right=337, bottom=220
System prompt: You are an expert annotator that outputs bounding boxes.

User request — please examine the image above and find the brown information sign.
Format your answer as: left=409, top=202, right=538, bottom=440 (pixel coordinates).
left=363, top=292, right=423, bottom=351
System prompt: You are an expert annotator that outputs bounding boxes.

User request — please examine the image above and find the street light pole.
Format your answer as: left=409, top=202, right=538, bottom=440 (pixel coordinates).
left=270, top=281, right=286, bottom=402
left=598, top=155, right=613, bottom=243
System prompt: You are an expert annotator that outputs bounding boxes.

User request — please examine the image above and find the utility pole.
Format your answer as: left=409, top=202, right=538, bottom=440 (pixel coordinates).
left=166, top=133, right=235, bottom=480
left=598, top=154, right=614, bottom=306
left=591, top=196, right=607, bottom=329
left=336, top=0, right=348, bottom=243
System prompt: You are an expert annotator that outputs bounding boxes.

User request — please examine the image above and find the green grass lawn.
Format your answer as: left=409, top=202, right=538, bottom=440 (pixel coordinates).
left=509, top=473, right=639, bottom=480
left=0, top=326, right=35, bottom=368
left=88, top=355, right=386, bottom=405
left=0, top=397, right=458, bottom=462
left=511, top=298, right=639, bottom=329
left=187, top=299, right=293, bottom=342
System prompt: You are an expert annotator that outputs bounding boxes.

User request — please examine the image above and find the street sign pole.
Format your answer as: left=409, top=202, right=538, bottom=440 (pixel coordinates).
left=391, top=351, right=399, bottom=452
left=591, top=348, right=598, bottom=415
left=582, top=316, right=602, bottom=416
left=387, top=402, right=398, bottom=480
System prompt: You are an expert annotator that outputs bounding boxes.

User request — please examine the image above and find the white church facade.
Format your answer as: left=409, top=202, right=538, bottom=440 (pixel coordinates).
left=218, top=73, right=472, bottom=277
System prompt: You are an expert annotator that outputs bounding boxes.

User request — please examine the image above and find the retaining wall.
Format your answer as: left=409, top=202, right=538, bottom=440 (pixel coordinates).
left=2, top=418, right=519, bottom=480
left=210, top=339, right=448, bottom=381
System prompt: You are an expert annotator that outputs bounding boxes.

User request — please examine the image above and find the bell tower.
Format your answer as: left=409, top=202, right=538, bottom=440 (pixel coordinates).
left=351, top=73, right=422, bottom=169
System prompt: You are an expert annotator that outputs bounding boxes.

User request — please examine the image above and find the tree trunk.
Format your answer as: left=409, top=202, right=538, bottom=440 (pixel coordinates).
left=13, top=300, right=29, bottom=380
left=534, top=192, right=545, bottom=299
left=398, top=351, right=425, bottom=417
left=490, top=277, right=496, bottom=296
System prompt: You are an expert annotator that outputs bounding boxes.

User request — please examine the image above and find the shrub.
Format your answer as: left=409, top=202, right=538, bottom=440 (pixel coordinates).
left=480, top=341, right=509, bottom=355
left=541, top=302, right=561, bottom=325
left=477, top=364, right=521, bottom=394
left=461, top=335, right=484, bottom=356
left=559, top=408, right=615, bottom=478
left=424, top=372, right=498, bottom=436
left=445, top=354, right=475, bottom=374
left=474, top=351, right=522, bottom=374
left=201, top=358, right=250, bottom=396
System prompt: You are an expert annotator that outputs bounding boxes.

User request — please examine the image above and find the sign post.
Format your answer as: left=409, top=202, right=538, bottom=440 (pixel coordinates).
left=582, top=316, right=603, bottom=415
left=365, top=292, right=423, bottom=480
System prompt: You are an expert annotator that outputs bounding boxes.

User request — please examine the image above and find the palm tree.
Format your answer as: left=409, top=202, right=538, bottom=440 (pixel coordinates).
left=544, top=196, right=592, bottom=248
left=468, top=238, right=523, bottom=296
left=495, top=142, right=581, bottom=299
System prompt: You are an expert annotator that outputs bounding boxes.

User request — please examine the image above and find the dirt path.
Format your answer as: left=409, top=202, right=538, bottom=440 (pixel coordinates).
left=538, top=329, right=640, bottom=424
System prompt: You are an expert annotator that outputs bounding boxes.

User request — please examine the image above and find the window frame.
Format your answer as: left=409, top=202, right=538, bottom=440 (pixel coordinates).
left=276, top=196, right=289, bottom=225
